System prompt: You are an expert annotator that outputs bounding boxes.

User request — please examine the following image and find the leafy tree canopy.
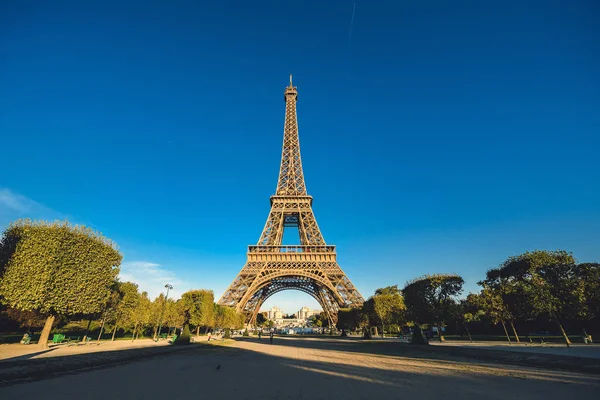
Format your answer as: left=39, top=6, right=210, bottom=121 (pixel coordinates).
left=181, top=289, right=215, bottom=328
left=0, top=219, right=122, bottom=316
left=403, top=273, right=464, bottom=328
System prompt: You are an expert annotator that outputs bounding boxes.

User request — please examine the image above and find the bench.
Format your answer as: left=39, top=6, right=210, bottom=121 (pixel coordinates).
left=64, top=336, right=80, bottom=343
left=52, top=334, right=66, bottom=343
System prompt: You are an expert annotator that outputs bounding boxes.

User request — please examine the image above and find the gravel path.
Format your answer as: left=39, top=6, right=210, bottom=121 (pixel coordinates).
left=0, top=336, right=598, bottom=399
left=0, top=338, right=171, bottom=362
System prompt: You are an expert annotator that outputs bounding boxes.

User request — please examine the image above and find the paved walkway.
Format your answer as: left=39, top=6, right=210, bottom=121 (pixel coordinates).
left=1, top=336, right=598, bottom=399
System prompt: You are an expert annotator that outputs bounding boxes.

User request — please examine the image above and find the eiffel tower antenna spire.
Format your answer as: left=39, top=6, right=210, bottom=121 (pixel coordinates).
left=219, top=77, right=364, bottom=326
left=277, top=73, right=305, bottom=196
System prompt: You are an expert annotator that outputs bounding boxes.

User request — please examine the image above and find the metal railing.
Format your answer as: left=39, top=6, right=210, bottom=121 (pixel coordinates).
left=248, top=245, right=335, bottom=253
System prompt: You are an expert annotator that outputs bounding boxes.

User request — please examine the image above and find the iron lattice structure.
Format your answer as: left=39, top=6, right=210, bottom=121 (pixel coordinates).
left=219, top=76, right=364, bottom=325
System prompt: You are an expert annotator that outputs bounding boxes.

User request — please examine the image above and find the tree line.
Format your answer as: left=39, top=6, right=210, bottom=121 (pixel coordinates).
left=336, top=250, right=599, bottom=346
left=0, top=220, right=244, bottom=347
left=1, top=220, right=598, bottom=347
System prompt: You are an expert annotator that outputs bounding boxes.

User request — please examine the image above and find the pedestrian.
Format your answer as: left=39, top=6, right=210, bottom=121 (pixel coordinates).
left=208, top=332, right=211, bottom=342
left=269, top=330, right=274, bottom=344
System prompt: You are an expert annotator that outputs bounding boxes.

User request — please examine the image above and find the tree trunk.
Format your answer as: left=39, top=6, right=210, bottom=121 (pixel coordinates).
left=551, top=311, right=571, bottom=347
left=97, top=312, right=106, bottom=341
left=437, top=326, right=445, bottom=342
left=500, top=319, right=512, bottom=345
left=196, top=326, right=200, bottom=337
left=464, top=322, right=473, bottom=343
left=373, top=326, right=378, bottom=337
left=131, top=323, right=138, bottom=342
left=381, top=325, right=385, bottom=338
left=509, top=320, right=520, bottom=343
left=136, top=329, right=141, bottom=340
left=38, top=314, right=56, bottom=348
left=111, top=321, right=119, bottom=341
left=82, top=318, right=93, bottom=343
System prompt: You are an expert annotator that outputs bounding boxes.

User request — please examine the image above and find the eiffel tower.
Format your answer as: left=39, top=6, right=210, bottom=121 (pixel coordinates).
left=219, top=76, right=364, bottom=325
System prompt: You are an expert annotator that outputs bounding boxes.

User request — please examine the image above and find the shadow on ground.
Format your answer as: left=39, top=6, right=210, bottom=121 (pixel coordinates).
left=0, top=343, right=212, bottom=386
left=1, top=337, right=598, bottom=399
left=236, top=335, right=600, bottom=375
left=0, top=347, right=59, bottom=363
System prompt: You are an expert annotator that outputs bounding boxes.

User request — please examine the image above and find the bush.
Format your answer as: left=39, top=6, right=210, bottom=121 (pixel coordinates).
left=243, top=329, right=249, bottom=337
left=174, top=324, right=191, bottom=345
left=223, top=328, right=231, bottom=339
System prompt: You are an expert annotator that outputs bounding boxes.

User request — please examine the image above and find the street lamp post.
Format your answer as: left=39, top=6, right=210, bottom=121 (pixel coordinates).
left=155, top=283, right=173, bottom=341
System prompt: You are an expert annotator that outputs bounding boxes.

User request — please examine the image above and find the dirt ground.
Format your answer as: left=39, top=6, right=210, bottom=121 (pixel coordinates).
left=0, top=338, right=171, bottom=362
left=0, top=336, right=598, bottom=399
left=429, top=340, right=600, bottom=359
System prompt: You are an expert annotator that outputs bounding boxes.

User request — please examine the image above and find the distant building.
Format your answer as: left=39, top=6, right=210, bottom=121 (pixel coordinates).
left=267, top=306, right=283, bottom=320
left=264, top=306, right=321, bottom=328
left=297, top=306, right=319, bottom=320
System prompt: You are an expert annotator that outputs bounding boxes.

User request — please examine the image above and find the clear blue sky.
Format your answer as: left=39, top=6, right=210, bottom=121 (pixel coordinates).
left=1, top=1, right=599, bottom=313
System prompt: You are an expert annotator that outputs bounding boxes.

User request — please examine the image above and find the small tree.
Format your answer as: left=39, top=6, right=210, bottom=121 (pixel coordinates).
left=110, top=281, right=140, bottom=341
left=175, top=324, right=191, bottom=345
left=131, top=291, right=152, bottom=340
left=336, top=308, right=361, bottom=336
left=363, top=285, right=406, bottom=338
left=0, top=220, right=122, bottom=347
left=576, top=263, right=600, bottom=325
left=498, top=250, right=576, bottom=346
left=478, top=269, right=522, bottom=343
left=256, top=313, right=267, bottom=327
left=185, top=290, right=215, bottom=336
left=164, top=299, right=184, bottom=335
left=181, top=289, right=216, bottom=340
left=403, top=274, right=464, bottom=342
left=471, top=286, right=514, bottom=344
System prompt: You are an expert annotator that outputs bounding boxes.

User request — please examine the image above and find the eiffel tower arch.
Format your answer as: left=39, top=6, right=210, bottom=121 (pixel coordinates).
left=219, top=76, right=364, bottom=325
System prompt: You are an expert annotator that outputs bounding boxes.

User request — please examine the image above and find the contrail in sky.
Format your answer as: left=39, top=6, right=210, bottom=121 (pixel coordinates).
left=349, top=2, right=356, bottom=42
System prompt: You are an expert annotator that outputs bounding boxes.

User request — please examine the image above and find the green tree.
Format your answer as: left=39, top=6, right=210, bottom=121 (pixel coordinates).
left=181, top=289, right=215, bottom=336
left=0, top=220, right=122, bottom=347
left=363, top=285, right=406, bottom=338
left=175, top=323, right=191, bottom=345
left=336, top=307, right=367, bottom=336
left=458, top=296, right=485, bottom=343
left=471, top=285, right=515, bottom=344
left=497, top=250, right=576, bottom=346
left=165, top=299, right=185, bottom=334
left=375, top=285, right=402, bottom=296
left=213, top=304, right=226, bottom=330
left=479, top=268, right=523, bottom=343
left=110, top=281, right=140, bottom=341
left=403, top=274, right=464, bottom=342
left=131, top=291, right=152, bottom=340
left=576, top=263, right=600, bottom=324
left=96, top=281, right=122, bottom=341
left=309, top=312, right=328, bottom=331
left=256, top=312, right=267, bottom=327
left=213, top=304, right=243, bottom=334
